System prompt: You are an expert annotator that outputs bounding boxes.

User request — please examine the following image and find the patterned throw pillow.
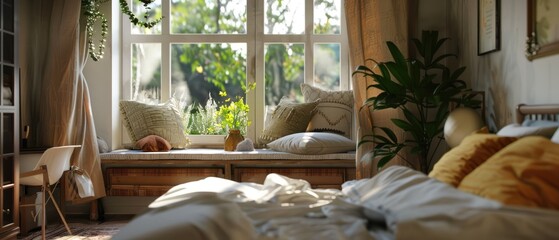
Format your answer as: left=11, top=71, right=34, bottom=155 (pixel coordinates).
left=258, top=97, right=319, bottom=146
left=301, top=83, right=354, bottom=139
left=119, top=101, right=190, bottom=149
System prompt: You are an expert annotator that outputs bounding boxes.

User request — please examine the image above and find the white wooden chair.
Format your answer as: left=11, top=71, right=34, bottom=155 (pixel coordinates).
left=19, top=145, right=81, bottom=240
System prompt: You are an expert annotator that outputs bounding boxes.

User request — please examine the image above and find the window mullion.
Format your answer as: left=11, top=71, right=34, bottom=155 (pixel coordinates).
left=340, top=0, right=350, bottom=90
left=305, top=0, right=314, bottom=85
left=245, top=0, right=257, bottom=141
left=253, top=0, right=265, bottom=141
left=161, top=0, right=170, bottom=101
left=121, top=2, right=132, bottom=100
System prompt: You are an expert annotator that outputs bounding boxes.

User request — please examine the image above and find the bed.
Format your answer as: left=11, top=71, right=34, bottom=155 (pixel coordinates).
left=113, top=104, right=559, bottom=240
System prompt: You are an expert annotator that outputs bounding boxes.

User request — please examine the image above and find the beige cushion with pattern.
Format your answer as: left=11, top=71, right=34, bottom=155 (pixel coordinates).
left=120, top=101, right=190, bottom=149
left=301, top=83, right=354, bottom=139
left=258, top=97, right=318, bottom=146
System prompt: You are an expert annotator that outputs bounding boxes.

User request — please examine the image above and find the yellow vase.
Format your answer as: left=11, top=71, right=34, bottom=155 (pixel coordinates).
left=224, top=129, right=244, bottom=151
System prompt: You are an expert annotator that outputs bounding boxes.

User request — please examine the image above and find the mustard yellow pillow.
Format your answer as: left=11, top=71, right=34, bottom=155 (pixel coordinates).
left=458, top=136, right=559, bottom=210
left=429, top=134, right=517, bottom=187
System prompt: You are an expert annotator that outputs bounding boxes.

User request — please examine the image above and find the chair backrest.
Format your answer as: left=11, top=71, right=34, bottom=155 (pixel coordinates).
left=33, top=145, right=81, bottom=185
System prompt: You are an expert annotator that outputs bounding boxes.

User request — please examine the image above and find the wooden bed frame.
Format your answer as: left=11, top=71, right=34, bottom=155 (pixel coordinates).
left=516, top=103, right=559, bottom=124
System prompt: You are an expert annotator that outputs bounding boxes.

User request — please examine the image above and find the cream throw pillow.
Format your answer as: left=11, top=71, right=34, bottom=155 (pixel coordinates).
left=301, top=83, right=354, bottom=139
left=267, top=132, right=355, bottom=154
left=119, top=101, right=190, bottom=149
left=258, top=97, right=318, bottom=145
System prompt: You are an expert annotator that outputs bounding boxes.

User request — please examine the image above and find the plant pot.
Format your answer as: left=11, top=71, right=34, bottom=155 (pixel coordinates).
left=224, top=129, right=244, bottom=151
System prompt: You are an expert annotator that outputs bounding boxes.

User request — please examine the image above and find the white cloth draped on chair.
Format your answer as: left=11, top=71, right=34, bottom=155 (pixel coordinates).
left=19, top=0, right=106, bottom=204
left=344, top=0, right=414, bottom=178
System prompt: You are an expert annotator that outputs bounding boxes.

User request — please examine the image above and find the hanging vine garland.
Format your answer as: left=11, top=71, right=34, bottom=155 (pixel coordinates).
left=119, top=0, right=163, bottom=29
left=82, top=0, right=164, bottom=61
left=83, top=0, right=108, bottom=62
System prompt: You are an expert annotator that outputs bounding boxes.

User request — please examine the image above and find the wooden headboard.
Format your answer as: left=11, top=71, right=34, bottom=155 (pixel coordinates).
left=516, top=104, right=559, bottom=124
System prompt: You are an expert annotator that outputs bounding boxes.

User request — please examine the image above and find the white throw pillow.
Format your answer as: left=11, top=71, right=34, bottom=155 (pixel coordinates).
left=267, top=132, right=355, bottom=155
left=496, top=123, right=558, bottom=138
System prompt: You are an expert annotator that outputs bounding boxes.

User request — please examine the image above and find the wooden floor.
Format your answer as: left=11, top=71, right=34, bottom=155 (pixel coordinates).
left=18, top=214, right=133, bottom=239
left=67, top=214, right=134, bottom=224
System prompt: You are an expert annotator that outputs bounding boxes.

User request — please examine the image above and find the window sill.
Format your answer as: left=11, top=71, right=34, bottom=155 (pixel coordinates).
left=187, top=135, right=225, bottom=148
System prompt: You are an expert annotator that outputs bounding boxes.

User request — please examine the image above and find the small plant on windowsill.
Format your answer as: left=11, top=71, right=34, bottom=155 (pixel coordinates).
left=216, top=82, right=256, bottom=151
left=216, top=82, right=256, bottom=134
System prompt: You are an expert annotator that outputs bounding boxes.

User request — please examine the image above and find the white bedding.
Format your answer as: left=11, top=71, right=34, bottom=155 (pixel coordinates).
left=113, top=166, right=559, bottom=240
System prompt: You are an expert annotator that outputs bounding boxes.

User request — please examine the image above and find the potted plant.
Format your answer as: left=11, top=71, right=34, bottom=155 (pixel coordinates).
left=217, top=82, right=256, bottom=151
left=353, top=30, right=480, bottom=174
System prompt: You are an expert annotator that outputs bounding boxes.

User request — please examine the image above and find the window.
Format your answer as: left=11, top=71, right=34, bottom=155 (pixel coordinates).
left=122, top=0, right=349, bottom=145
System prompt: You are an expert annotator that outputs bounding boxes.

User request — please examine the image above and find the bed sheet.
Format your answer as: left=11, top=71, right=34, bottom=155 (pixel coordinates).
left=113, top=166, right=559, bottom=240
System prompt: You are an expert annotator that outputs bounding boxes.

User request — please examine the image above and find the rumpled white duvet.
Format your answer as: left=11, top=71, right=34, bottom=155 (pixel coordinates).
left=113, top=166, right=559, bottom=240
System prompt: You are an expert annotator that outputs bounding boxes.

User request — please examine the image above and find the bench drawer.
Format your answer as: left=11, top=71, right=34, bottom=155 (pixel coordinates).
left=105, top=167, right=224, bottom=196
left=233, top=167, right=355, bottom=189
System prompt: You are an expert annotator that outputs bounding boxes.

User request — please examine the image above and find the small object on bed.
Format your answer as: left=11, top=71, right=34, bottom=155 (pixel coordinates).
left=236, top=138, right=255, bottom=151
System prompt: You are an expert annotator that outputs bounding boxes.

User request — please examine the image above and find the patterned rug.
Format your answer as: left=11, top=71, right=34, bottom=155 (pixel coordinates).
left=18, top=222, right=126, bottom=240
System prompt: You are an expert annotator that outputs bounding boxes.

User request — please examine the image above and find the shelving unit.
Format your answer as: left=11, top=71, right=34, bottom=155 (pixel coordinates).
left=0, top=0, right=19, bottom=239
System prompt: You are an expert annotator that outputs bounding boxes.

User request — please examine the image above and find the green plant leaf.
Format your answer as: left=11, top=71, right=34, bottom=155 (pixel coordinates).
left=412, top=38, right=424, bottom=57
left=385, top=62, right=410, bottom=87
left=431, top=53, right=456, bottom=67
left=376, top=64, right=405, bottom=95
left=387, top=41, right=407, bottom=67
left=357, top=139, right=375, bottom=147
left=378, top=127, right=398, bottom=143
left=377, top=155, right=395, bottom=170
left=450, top=66, right=466, bottom=81
left=392, top=119, right=413, bottom=132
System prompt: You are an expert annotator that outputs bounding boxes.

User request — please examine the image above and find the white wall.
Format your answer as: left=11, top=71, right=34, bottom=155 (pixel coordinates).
left=448, top=0, right=559, bottom=131
left=83, top=1, right=121, bottom=150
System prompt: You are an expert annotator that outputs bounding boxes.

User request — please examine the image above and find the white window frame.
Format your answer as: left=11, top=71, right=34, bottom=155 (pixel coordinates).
left=121, top=0, right=349, bottom=147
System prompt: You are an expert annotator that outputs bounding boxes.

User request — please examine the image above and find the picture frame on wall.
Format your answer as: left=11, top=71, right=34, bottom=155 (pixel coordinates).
left=526, top=0, right=559, bottom=61
left=478, top=0, right=500, bottom=55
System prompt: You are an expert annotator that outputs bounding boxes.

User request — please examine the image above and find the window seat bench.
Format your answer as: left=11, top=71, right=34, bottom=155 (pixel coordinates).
left=100, top=149, right=356, bottom=197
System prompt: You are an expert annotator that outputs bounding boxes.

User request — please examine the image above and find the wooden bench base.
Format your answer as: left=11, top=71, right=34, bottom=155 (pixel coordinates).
left=101, top=149, right=356, bottom=196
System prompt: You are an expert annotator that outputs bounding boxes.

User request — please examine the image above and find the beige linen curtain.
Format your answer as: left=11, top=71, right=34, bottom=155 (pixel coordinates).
left=21, top=0, right=106, bottom=203
left=345, top=0, right=415, bottom=178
